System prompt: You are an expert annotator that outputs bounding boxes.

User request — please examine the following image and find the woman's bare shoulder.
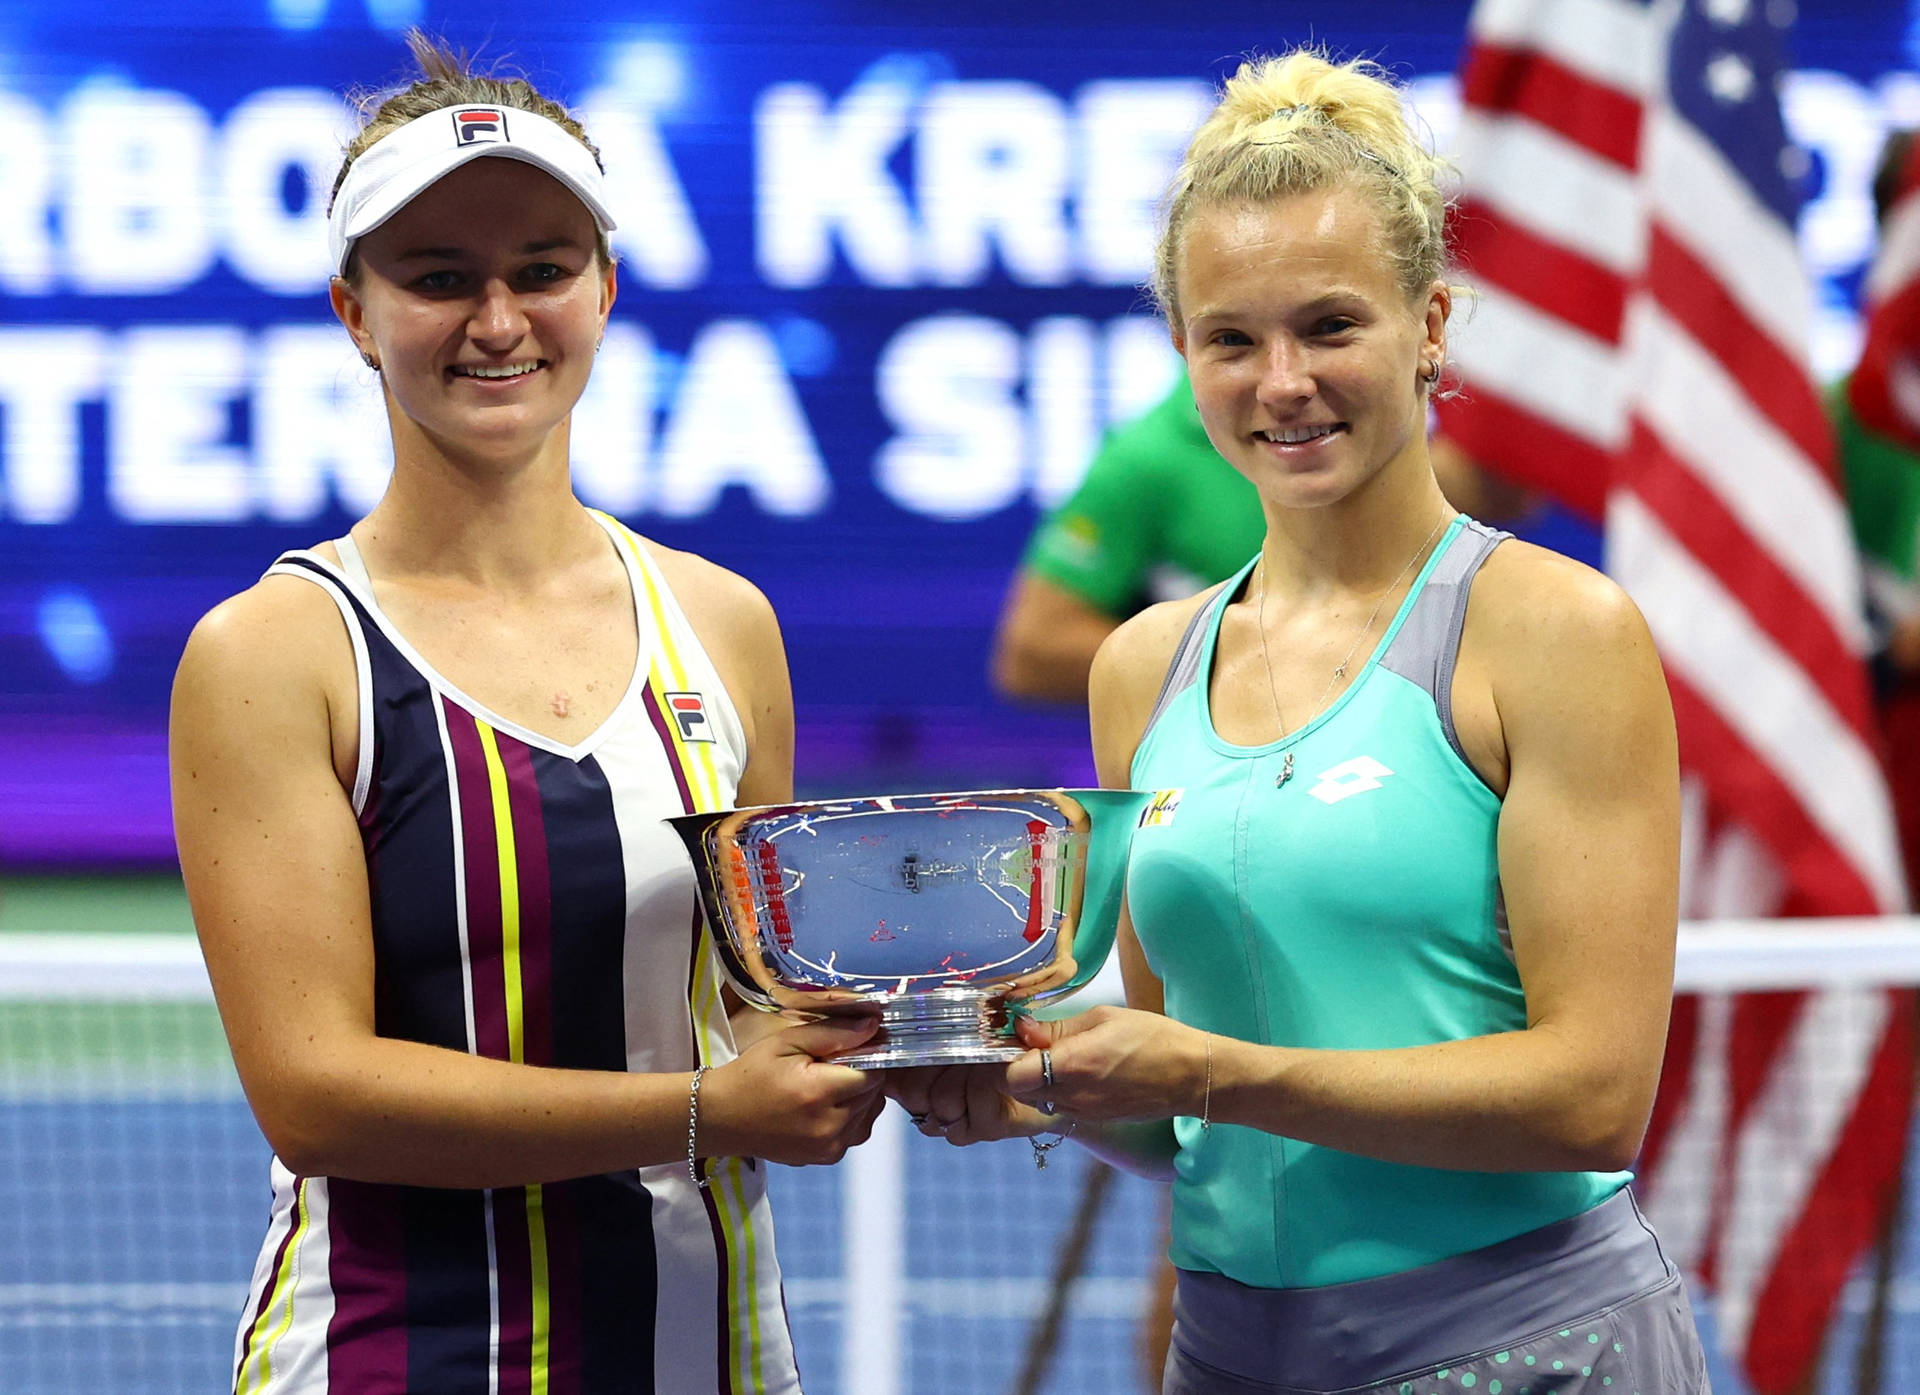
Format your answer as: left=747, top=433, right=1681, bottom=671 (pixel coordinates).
left=1467, top=538, right=1653, bottom=664
left=180, top=570, right=355, bottom=689
left=629, top=532, right=778, bottom=638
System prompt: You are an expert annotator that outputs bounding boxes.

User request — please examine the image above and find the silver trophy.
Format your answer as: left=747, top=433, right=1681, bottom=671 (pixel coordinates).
left=670, top=789, right=1177, bottom=1069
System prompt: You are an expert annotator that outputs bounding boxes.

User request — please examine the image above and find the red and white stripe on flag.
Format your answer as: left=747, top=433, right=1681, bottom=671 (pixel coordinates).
left=1439, top=1, right=1912, bottom=1390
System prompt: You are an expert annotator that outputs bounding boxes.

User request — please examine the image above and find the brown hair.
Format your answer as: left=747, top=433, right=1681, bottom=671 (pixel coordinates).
left=329, top=30, right=611, bottom=276
left=1152, top=50, right=1450, bottom=328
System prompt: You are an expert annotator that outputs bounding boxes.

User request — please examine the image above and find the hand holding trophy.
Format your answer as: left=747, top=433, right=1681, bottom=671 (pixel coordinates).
left=671, top=789, right=1177, bottom=1069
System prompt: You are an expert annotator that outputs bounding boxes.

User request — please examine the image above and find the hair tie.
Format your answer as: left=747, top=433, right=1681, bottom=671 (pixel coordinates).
left=1356, top=147, right=1406, bottom=181
left=1263, top=104, right=1404, bottom=182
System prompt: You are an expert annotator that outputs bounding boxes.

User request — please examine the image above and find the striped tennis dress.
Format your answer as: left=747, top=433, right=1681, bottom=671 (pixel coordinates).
left=231, top=512, right=800, bottom=1395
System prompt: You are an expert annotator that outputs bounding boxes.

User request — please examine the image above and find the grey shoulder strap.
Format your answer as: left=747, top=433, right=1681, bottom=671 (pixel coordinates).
left=1141, top=581, right=1236, bottom=738
left=1378, top=517, right=1510, bottom=772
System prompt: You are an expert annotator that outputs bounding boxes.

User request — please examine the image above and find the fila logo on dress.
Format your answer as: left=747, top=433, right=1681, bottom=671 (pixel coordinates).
left=1307, top=757, right=1394, bottom=805
left=665, top=692, right=714, bottom=743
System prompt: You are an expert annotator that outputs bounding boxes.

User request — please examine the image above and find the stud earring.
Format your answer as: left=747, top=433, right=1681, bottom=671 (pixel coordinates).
left=361, top=351, right=380, bottom=371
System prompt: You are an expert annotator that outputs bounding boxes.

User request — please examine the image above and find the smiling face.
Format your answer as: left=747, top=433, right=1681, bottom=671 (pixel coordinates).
left=331, top=157, right=616, bottom=466
left=1174, top=183, right=1447, bottom=513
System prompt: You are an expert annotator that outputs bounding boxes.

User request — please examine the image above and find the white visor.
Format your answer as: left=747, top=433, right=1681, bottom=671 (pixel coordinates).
left=327, top=104, right=617, bottom=277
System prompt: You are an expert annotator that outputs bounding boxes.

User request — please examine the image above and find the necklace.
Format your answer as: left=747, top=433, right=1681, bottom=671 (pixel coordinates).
left=1255, top=512, right=1452, bottom=789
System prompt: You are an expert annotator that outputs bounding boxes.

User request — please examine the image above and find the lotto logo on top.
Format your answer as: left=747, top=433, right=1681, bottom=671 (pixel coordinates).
left=1307, top=757, right=1394, bottom=806
left=665, top=692, right=713, bottom=743
left=453, top=109, right=508, bottom=145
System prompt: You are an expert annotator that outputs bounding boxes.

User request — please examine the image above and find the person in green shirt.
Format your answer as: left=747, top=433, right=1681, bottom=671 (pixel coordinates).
left=1835, top=126, right=1920, bottom=901
left=1843, top=126, right=1920, bottom=680
left=1834, top=378, right=1920, bottom=904
left=991, top=372, right=1265, bottom=703
left=1832, top=380, right=1920, bottom=675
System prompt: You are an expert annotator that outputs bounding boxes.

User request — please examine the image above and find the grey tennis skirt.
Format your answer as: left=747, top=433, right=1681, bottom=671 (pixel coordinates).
left=1163, top=1189, right=1710, bottom=1394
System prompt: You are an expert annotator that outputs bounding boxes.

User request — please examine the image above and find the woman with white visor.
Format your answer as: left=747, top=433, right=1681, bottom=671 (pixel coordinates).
left=170, top=33, right=880, bottom=1395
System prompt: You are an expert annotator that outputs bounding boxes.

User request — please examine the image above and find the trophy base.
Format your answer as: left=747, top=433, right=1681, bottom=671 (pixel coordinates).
left=820, top=987, right=1027, bottom=1070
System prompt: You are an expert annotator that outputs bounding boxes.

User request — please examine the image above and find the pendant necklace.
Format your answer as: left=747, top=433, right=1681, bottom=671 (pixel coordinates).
left=1255, top=512, right=1451, bottom=789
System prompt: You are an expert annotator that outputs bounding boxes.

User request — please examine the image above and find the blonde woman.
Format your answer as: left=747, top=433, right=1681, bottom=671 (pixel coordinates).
left=898, top=50, right=1707, bottom=1394
left=171, top=35, right=880, bottom=1395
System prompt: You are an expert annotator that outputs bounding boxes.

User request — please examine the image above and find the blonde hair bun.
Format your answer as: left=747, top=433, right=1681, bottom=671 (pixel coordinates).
left=1153, top=49, right=1449, bottom=326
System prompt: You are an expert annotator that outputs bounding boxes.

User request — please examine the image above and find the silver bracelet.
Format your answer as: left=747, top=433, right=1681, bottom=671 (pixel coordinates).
left=1201, top=1032, right=1213, bottom=1134
left=1029, top=1118, right=1076, bottom=1170
left=687, top=1066, right=712, bottom=1191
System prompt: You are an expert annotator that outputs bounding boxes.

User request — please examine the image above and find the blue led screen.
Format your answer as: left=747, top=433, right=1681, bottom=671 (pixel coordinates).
left=0, top=0, right=1912, bottom=864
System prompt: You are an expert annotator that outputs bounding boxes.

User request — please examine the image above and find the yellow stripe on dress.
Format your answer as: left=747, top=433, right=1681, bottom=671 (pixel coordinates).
left=606, top=521, right=734, bottom=1061
left=646, top=672, right=729, bottom=1073
left=708, top=1157, right=766, bottom=1395
left=669, top=702, right=728, bottom=1063
left=236, top=1177, right=311, bottom=1395
left=527, top=1182, right=552, bottom=1395
left=732, top=1158, right=769, bottom=1393
left=601, top=518, right=778, bottom=1392
left=604, top=515, right=729, bottom=813
left=475, top=722, right=526, bottom=1065
left=474, top=719, right=553, bottom=1395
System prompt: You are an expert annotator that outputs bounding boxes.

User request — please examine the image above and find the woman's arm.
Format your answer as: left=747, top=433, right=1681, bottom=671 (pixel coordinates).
left=1009, top=548, right=1681, bottom=1174
left=896, top=598, right=1208, bottom=1178
left=173, top=579, right=878, bottom=1190
left=990, top=571, right=1124, bottom=703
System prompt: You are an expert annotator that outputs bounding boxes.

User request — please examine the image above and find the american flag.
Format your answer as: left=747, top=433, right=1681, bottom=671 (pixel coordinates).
left=1438, top=0, right=1912, bottom=1389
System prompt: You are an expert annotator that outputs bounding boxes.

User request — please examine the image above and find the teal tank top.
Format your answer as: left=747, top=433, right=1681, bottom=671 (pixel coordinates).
left=1128, top=516, right=1627, bottom=1290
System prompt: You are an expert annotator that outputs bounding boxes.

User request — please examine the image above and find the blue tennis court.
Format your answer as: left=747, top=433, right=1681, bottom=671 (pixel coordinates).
left=1, top=1086, right=1914, bottom=1394
left=0, top=1095, right=1167, bottom=1395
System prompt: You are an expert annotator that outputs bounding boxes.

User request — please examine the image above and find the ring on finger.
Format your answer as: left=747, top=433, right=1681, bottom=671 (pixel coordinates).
left=906, top=1110, right=929, bottom=1127
left=1040, top=1048, right=1055, bottom=1091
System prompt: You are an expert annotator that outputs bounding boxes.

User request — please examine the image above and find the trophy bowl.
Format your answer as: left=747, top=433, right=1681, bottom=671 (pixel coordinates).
left=670, top=788, right=1177, bottom=1069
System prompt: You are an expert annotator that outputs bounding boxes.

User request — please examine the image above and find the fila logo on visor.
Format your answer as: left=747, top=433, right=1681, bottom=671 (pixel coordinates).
left=1307, top=756, right=1394, bottom=805
left=453, top=109, right=508, bottom=145
left=665, top=692, right=714, bottom=743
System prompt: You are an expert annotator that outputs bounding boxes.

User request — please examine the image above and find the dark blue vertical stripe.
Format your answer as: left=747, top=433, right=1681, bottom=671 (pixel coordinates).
left=532, top=749, right=658, bottom=1392
left=564, top=1173, right=657, bottom=1394
left=534, top=749, right=629, bottom=1072
left=400, top=1185, right=496, bottom=1392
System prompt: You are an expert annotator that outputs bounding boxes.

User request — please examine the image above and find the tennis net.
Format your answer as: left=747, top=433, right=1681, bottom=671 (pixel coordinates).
left=4, top=915, right=1920, bottom=1395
